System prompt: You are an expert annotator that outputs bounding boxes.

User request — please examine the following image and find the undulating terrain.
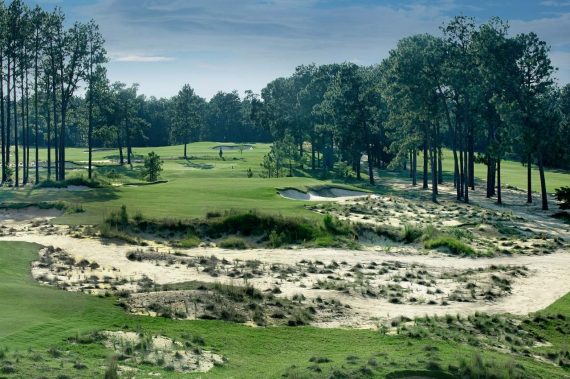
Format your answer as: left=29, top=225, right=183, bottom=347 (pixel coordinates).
left=1, top=142, right=570, bottom=378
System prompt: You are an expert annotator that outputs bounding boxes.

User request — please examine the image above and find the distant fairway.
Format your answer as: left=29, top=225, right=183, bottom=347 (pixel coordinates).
left=1, top=142, right=568, bottom=225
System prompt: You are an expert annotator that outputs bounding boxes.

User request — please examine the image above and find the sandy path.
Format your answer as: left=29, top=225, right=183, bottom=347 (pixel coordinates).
left=2, top=227, right=569, bottom=327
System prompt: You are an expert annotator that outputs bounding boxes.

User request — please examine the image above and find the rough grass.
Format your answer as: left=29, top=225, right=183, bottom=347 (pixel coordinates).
left=424, top=236, right=476, bottom=256
left=218, top=237, right=249, bottom=249
left=100, top=207, right=357, bottom=248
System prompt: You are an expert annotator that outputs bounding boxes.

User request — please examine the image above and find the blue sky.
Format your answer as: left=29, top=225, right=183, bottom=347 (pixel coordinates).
left=27, top=0, right=570, bottom=99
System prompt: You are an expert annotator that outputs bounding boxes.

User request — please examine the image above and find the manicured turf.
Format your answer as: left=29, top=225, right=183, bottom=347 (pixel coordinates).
left=0, top=241, right=567, bottom=378
left=1, top=142, right=569, bottom=225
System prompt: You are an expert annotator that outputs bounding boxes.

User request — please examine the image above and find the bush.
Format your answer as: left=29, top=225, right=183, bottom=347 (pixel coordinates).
left=36, top=176, right=104, bottom=189
left=555, top=187, right=570, bottom=209
left=402, top=224, right=423, bottom=243
left=104, top=356, right=119, bottom=379
left=218, top=237, right=249, bottom=249
left=424, top=236, right=475, bottom=256
left=141, top=151, right=163, bottom=182
left=178, top=235, right=201, bottom=248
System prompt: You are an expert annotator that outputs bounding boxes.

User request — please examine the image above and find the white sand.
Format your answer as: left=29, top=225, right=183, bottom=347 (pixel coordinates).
left=279, top=188, right=371, bottom=201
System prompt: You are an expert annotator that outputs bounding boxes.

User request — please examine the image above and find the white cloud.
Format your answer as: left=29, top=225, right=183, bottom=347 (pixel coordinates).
left=112, top=54, right=175, bottom=62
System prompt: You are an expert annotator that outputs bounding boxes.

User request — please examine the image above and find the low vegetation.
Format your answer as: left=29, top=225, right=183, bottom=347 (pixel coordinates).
left=99, top=206, right=358, bottom=248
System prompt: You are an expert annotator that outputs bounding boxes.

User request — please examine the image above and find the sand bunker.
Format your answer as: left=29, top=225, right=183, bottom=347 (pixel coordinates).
left=0, top=207, right=63, bottom=223
left=211, top=145, right=253, bottom=151
left=280, top=187, right=370, bottom=201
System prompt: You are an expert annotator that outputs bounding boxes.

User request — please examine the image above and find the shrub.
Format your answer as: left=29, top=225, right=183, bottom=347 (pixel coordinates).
left=36, top=176, right=104, bottom=189
left=555, top=187, right=570, bottom=209
left=218, top=237, right=249, bottom=249
left=104, top=356, right=119, bottom=379
left=424, top=236, right=475, bottom=256
left=178, top=235, right=201, bottom=248
left=402, top=224, right=423, bottom=243
left=141, top=151, right=163, bottom=182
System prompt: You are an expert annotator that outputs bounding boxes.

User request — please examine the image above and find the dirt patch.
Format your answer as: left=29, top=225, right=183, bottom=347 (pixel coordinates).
left=279, top=187, right=371, bottom=201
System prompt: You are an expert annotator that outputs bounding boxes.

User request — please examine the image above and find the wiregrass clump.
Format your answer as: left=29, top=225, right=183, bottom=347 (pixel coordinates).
left=99, top=207, right=358, bottom=248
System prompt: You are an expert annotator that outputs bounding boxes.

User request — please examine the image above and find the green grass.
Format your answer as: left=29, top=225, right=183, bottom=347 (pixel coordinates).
left=1, top=241, right=567, bottom=378
left=424, top=236, right=476, bottom=256
left=420, top=149, right=570, bottom=193
left=2, top=143, right=568, bottom=225
left=1, top=142, right=367, bottom=224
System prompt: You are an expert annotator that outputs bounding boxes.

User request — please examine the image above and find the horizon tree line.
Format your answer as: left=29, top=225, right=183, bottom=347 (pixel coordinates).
left=0, top=2, right=568, bottom=210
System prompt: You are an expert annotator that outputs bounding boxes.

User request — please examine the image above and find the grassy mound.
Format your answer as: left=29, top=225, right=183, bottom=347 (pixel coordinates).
left=100, top=206, right=358, bottom=248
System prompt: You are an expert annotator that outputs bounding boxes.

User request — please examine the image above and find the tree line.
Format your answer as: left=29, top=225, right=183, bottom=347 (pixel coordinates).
left=251, top=16, right=570, bottom=210
left=0, top=0, right=270, bottom=187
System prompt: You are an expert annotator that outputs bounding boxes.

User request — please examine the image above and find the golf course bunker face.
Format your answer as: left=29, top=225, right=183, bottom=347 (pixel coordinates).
left=212, top=144, right=253, bottom=151
left=279, top=187, right=369, bottom=201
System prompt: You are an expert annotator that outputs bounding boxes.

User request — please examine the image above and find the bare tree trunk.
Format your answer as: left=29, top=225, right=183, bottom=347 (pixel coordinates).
left=311, top=133, right=315, bottom=170
left=463, top=147, right=469, bottom=203
left=527, top=154, right=532, bottom=204
left=430, top=147, right=437, bottom=202
left=45, top=78, right=52, bottom=180
left=0, top=54, right=5, bottom=183
left=367, top=143, right=374, bottom=185
left=437, top=146, right=443, bottom=185
left=423, top=138, right=428, bottom=189
left=52, top=73, right=59, bottom=181
left=497, top=158, right=502, bottom=205
left=468, top=128, right=475, bottom=190
left=538, top=156, right=548, bottom=210
left=412, top=149, right=417, bottom=186
left=5, top=54, right=10, bottom=171
left=13, top=57, right=19, bottom=187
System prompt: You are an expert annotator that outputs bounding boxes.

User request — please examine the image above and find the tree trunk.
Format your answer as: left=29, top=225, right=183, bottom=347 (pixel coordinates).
left=52, top=73, right=58, bottom=181
left=0, top=54, right=5, bottom=183
left=118, top=131, right=124, bottom=166
left=311, top=133, right=315, bottom=170
left=497, top=158, right=502, bottom=205
left=46, top=79, right=51, bottom=181
left=59, top=103, right=66, bottom=180
left=430, top=147, right=437, bottom=203
left=88, top=64, right=94, bottom=180
left=468, top=128, right=475, bottom=190
left=437, top=146, right=443, bottom=185
left=412, top=149, right=417, bottom=186
left=5, top=55, right=10, bottom=171
left=463, top=147, right=469, bottom=203
left=21, top=69, right=27, bottom=185
left=183, top=143, right=187, bottom=159
left=367, top=144, right=374, bottom=185
left=13, top=58, right=19, bottom=187
left=423, top=139, right=428, bottom=189
left=527, top=154, right=532, bottom=204
left=538, top=156, right=548, bottom=210
left=409, top=150, right=413, bottom=178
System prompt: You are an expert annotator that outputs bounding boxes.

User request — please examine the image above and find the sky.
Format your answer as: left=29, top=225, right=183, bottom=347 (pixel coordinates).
left=26, top=0, right=570, bottom=99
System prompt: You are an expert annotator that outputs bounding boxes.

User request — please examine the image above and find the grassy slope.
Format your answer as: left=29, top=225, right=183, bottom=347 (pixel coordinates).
left=1, top=241, right=567, bottom=378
